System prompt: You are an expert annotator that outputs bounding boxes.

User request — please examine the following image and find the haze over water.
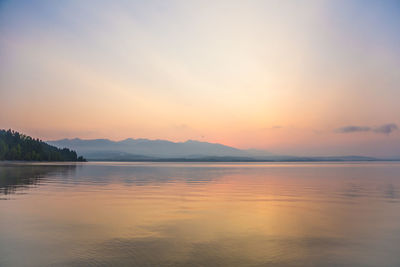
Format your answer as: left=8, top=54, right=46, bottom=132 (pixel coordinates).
left=1, top=162, right=400, bottom=266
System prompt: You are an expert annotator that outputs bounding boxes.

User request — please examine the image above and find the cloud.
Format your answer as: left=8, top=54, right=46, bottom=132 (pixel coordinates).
left=336, top=124, right=398, bottom=134
left=271, top=125, right=282, bottom=129
left=373, top=124, right=398, bottom=134
left=336, top=126, right=371, bottom=133
left=261, top=125, right=283, bottom=130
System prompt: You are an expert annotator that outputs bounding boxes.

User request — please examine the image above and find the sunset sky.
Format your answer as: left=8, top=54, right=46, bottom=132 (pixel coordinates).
left=1, top=0, right=400, bottom=157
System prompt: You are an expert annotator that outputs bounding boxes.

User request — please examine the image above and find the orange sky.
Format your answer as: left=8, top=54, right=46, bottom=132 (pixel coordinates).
left=1, top=1, right=400, bottom=156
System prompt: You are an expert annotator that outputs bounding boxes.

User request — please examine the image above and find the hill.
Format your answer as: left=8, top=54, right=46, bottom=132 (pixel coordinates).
left=0, top=129, right=86, bottom=161
left=47, top=137, right=389, bottom=162
left=47, top=138, right=274, bottom=160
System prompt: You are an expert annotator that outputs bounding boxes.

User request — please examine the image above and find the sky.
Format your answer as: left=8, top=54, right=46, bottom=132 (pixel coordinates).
left=1, top=0, right=400, bottom=157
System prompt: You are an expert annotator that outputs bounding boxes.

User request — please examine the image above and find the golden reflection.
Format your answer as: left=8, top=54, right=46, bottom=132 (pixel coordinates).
left=1, top=163, right=400, bottom=266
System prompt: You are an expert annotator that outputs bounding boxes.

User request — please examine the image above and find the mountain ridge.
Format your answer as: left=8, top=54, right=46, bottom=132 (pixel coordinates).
left=47, top=137, right=272, bottom=160
left=46, top=137, right=398, bottom=162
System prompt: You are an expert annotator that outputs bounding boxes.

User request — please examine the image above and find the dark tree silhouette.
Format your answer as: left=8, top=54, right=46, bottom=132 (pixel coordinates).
left=0, top=129, right=86, bottom=161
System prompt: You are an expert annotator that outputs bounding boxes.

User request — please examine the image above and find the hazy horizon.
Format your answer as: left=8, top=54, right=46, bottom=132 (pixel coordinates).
left=47, top=135, right=400, bottom=158
left=1, top=0, right=400, bottom=157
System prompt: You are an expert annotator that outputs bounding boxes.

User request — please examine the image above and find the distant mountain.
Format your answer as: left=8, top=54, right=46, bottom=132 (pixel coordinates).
left=46, top=137, right=394, bottom=162
left=47, top=138, right=273, bottom=160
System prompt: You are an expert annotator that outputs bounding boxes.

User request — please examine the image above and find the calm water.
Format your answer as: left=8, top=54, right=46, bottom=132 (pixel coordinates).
left=1, top=162, right=400, bottom=266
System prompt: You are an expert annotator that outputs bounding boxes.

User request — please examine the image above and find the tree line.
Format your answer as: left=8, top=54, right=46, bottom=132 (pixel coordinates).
left=0, top=129, right=86, bottom=161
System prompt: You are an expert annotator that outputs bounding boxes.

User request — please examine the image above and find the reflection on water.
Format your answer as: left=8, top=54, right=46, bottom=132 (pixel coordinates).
left=0, top=163, right=76, bottom=196
left=0, top=162, right=400, bottom=266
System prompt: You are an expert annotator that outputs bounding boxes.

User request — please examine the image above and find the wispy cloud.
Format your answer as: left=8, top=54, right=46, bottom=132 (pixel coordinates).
left=336, top=126, right=371, bottom=133
left=261, top=126, right=283, bottom=131
left=373, top=124, right=398, bottom=134
left=336, top=124, right=398, bottom=134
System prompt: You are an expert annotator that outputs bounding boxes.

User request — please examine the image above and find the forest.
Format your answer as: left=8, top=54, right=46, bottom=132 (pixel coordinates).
left=0, top=129, right=86, bottom=161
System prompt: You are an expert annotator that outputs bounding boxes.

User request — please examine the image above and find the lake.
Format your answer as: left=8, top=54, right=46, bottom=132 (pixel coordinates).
left=1, top=162, right=400, bottom=266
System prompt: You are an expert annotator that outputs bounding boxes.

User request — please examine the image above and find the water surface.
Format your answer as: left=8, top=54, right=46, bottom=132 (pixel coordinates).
left=1, top=162, right=400, bottom=266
